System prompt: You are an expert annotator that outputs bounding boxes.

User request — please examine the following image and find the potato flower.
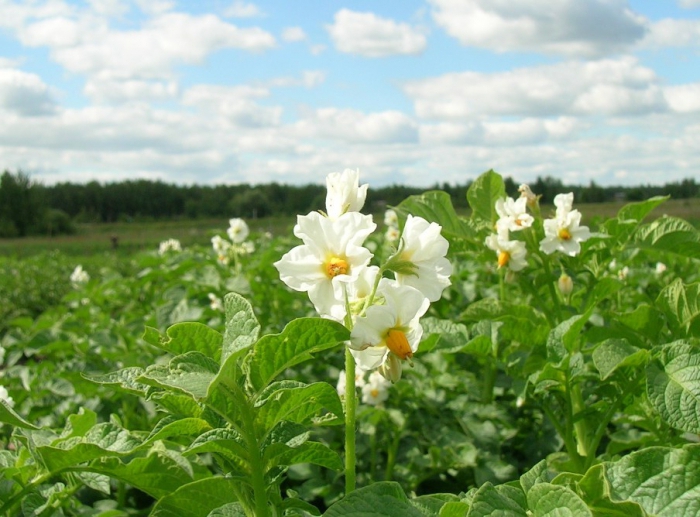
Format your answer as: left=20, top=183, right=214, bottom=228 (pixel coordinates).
left=361, top=371, right=391, bottom=405
left=350, top=280, right=430, bottom=382
left=539, top=194, right=591, bottom=256
left=336, top=369, right=367, bottom=397
left=326, top=168, right=369, bottom=220
left=384, top=209, right=398, bottom=227
left=495, top=196, right=534, bottom=232
left=0, top=385, right=14, bottom=408
left=158, top=238, right=182, bottom=255
left=274, top=211, right=376, bottom=318
left=70, top=265, right=90, bottom=286
left=518, top=184, right=538, bottom=207
left=227, top=218, right=250, bottom=243
left=393, top=215, right=452, bottom=302
left=485, top=232, right=528, bottom=271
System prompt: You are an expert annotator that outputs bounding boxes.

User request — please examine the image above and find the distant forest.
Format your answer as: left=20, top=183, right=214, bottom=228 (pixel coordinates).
left=1, top=169, right=699, bottom=237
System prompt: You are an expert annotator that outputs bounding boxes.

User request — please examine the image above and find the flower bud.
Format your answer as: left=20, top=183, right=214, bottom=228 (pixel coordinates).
left=558, top=273, right=573, bottom=296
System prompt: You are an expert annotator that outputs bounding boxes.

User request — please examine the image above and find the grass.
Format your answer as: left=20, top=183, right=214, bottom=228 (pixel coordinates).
left=1, top=198, right=698, bottom=258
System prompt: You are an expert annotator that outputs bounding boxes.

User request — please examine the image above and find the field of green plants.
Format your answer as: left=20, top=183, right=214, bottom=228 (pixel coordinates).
left=1, top=170, right=699, bottom=516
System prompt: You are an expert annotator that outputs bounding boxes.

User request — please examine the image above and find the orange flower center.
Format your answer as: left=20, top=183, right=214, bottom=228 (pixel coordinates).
left=385, top=329, right=413, bottom=360
left=558, top=228, right=572, bottom=241
left=326, top=257, right=349, bottom=278
left=370, top=389, right=379, bottom=398
left=497, top=251, right=510, bottom=268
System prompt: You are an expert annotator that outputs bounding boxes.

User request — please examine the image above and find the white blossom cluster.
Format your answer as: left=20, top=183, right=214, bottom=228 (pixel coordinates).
left=484, top=186, right=591, bottom=272
left=70, top=265, right=90, bottom=287
left=158, top=238, right=182, bottom=255
left=275, top=169, right=453, bottom=382
left=211, top=218, right=254, bottom=266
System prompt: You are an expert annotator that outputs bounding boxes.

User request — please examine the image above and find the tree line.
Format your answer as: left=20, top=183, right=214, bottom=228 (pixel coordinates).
left=1, top=169, right=698, bottom=238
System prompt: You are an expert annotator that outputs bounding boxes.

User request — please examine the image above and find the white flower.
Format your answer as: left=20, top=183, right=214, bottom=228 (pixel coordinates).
left=274, top=211, right=376, bottom=318
left=495, top=196, right=534, bottom=232
left=227, top=218, right=250, bottom=243
left=518, top=184, right=538, bottom=207
left=350, top=281, right=430, bottom=382
left=208, top=293, right=224, bottom=311
left=394, top=215, right=452, bottom=302
left=326, top=169, right=369, bottom=220
left=0, top=385, right=14, bottom=408
left=240, top=241, right=255, bottom=254
left=385, top=226, right=400, bottom=243
left=539, top=194, right=590, bottom=257
left=361, top=371, right=391, bottom=405
left=485, top=232, right=528, bottom=271
left=70, top=265, right=90, bottom=285
left=336, top=369, right=367, bottom=396
left=384, top=209, right=398, bottom=227
left=618, top=266, right=630, bottom=281
left=211, top=235, right=231, bottom=264
left=158, top=238, right=182, bottom=255
left=655, top=262, right=667, bottom=274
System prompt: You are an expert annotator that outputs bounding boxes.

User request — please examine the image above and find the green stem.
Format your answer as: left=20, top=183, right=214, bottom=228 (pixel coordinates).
left=570, top=381, right=590, bottom=459
left=344, top=347, right=358, bottom=494
left=240, top=404, right=270, bottom=517
left=384, top=432, right=401, bottom=482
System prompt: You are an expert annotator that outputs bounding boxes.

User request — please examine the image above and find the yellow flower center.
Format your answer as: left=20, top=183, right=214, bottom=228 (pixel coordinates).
left=326, top=257, right=349, bottom=278
left=497, top=251, right=510, bottom=268
left=558, top=228, right=572, bottom=240
left=385, top=329, right=413, bottom=360
left=370, top=388, right=379, bottom=398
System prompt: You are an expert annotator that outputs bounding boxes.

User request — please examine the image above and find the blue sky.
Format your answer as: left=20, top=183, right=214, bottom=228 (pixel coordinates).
left=0, top=0, right=699, bottom=188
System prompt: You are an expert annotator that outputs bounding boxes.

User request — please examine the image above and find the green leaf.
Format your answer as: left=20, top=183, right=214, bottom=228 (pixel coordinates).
left=633, top=216, right=700, bottom=259
left=411, top=494, right=461, bottom=515
left=520, top=460, right=556, bottom=495
left=85, top=367, right=149, bottom=396
left=584, top=277, right=623, bottom=312
left=246, top=318, right=349, bottom=393
left=207, top=503, right=247, bottom=517
left=546, top=311, right=592, bottom=363
left=461, top=299, right=549, bottom=347
left=143, top=417, right=212, bottom=446
left=139, top=352, right=220, bottom=399
left=0, top=399, right=39, bottom=430
left=323, top=482, right=425, bottom=517
left=149, top=477, right=242, bottom=516
left=577, top=464, right=646, bottom=517
left=604, top=444, right=700, bottom=516
left=617, top=196, right=669, bottom=224
left=656, top=280, right=700, bottom=338
left=184, top=428, right=249, bottom=475
left=419, top=318, right=470, bottom=353
left=647, top=341, right=700, bottom=433
left=467, top=483, right=527, bottom=517
left=394, top=190, right=474, bottom=243
left=222, top=292, right=260, bottom=362
left=273, top=441, right=343, bottom=471
left=616, top=304, right=663, bottom=341
left=526, top=483, right=592, bottom=517
left=467, top=169, right=506, bottom=228
left=439, top=502, right=470, bottom=517
left=143, top=323, right=223, bottom=363
left=592, top=339, right=649, bottom=380
left=92, top=447, right=194, bottom=500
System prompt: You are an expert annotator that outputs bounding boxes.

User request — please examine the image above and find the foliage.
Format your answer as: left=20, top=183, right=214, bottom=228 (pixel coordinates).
left=1, top=172, right=699, bottom=516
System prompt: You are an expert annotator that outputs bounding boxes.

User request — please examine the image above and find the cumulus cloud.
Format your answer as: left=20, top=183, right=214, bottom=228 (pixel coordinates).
left=638, top=18, right=700, bottom=48
left=664, top=84, right=700, bottom=113
left=326, top=9, right=427, bottom=57
left=182, top=84, right=282, bottom=127
left=224, top=1, right=263, bottom=18
left=282, top=26, right=307, bottom=42
left=84, top=78, right=179, bottom=103
left=403, top=57, right=669, bottom=120
left=0, top=68, right=56, bottom=116
left=295, top=108, right=419, bottom=144
left=429, top=0, right=647, bottom=57
left=679, top=0, right=700, bottom=7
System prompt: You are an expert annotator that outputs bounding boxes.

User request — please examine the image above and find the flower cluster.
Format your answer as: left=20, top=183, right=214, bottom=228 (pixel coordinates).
left=70, top=265, right=90, bottom=287
left=337, top=369, right=392, bottom=406
left=484, top=187, right=591, bottom=272
left=384, top=209, right=400, bottom=243
left=158, top=238, right=182, bottom=255
left=275, top=169, right=452, bottom=382
left=211, top=218, right=254, bottom=266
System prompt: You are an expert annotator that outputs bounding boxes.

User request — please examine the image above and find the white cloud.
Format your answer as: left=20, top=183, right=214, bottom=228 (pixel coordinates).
left=294, top=108, right=419, bottom=144
left=639, top=18, right=700, bottom=48
left=267, top=70, right=326, bottom=88
left=403, top=57, right=666, bottom=119
left=0, top=68, right=56, bottom=116
left=134, top=0, right=174, bottom=15
left=664, top=83, right=700, bottom=113
left=86, top=0, right=128, bottom=17
left=326, top=9, right=427, bottom=57
left=182, top=84, right=282, bottom=128
left=224, top=1, right=263, bottom=18
left=84, top=78, right=178, bottom=103
left=17, top=12, right=275, bottom=82
left=429, top=0, right=647, bottom=57
left=679, top=0, right=700, bottom=7
left=282, top=26, right=307, bottom=42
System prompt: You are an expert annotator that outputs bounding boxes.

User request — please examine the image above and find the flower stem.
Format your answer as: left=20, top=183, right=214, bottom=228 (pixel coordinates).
left=344, top=347, right=358, bottom=494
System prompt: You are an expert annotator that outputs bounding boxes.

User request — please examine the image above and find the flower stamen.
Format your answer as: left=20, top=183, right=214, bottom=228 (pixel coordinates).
left=558, top=228, right=572, bottom=241
left=326, top=257, right=349, bottom=278
left=385, top=329, right=413, bottom=360
left=497, top=251, right=510, bottom=268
